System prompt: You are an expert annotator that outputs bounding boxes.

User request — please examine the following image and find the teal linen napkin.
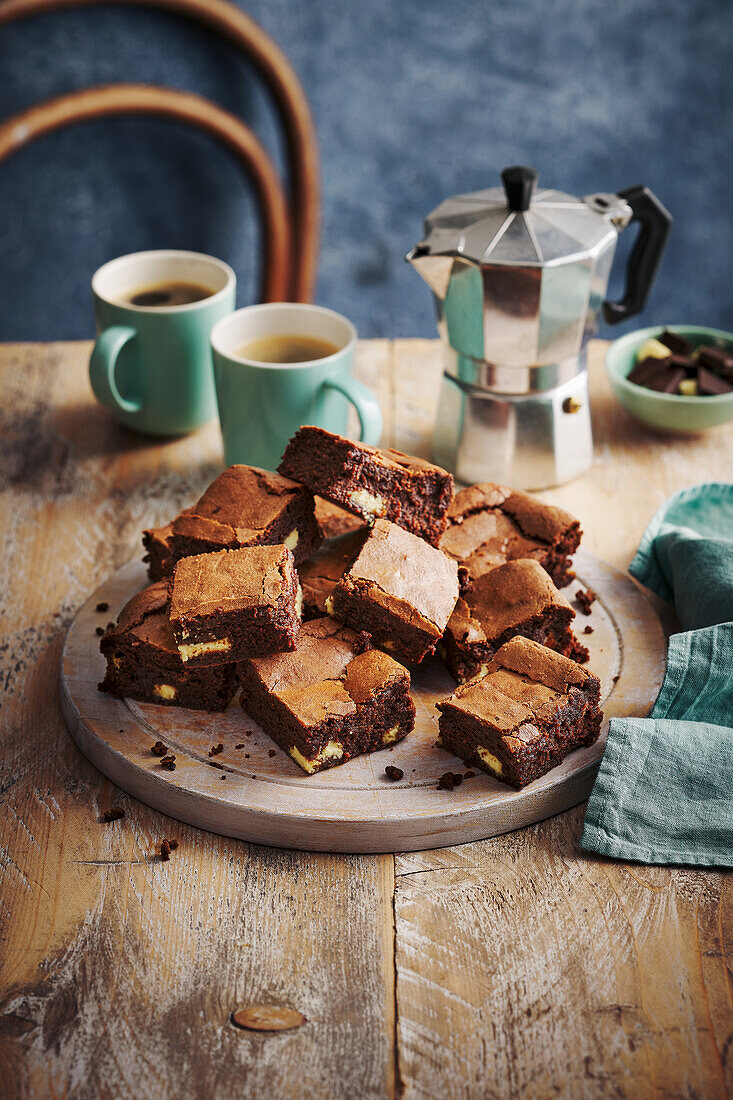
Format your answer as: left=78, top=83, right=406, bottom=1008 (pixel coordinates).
left=581, top=483, right=733, bottom=867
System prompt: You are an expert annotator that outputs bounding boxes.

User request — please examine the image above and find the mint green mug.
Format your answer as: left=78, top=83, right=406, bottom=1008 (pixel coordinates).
left=210, top=303, right=383, bottom=469
left=90, top=250, right=236, bottom=436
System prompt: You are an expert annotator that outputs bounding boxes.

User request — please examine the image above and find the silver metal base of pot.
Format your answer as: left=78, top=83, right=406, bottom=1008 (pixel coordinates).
left=432, top=369, right=593, bottom=491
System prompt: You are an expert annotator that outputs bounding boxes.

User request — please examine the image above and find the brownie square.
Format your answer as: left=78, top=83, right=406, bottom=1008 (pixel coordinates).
left=439, top=483, right=581, bottom=588
left=440, top=559, right=585, bottom=682
left=314, top=496, right=366, bottom=539
left=238, top=617, right=416, bottom=773
left=278, top=426, right=454, bottom=545
left=142, top=517, right=178, bottom=581
left=169, top=545, right=301, bottom=668
left=99, top=581, right=237, bottom=711
left=329, top=518, right=460, bottom=664
left=169, top=465, right=321, bottom=566
left=437, top=636, right=602, bottom=788
left=298, top=528, right=368, bottom=619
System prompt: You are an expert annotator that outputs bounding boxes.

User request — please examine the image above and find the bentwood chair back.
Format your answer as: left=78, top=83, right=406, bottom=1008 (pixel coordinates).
left=0, top=0, right=319, bottom=303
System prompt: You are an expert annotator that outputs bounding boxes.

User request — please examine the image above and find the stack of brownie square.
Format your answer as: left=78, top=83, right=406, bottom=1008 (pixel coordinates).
left=99, top=425, right=602, bottom=787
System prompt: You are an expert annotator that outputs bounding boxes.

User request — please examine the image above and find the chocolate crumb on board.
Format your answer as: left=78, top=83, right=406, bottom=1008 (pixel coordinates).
left=438, top=771, right=464, bottom=790
left=106, top=622, right=115, bottom=631
left=583, top=625, right=594, bottom=634
left=168, top=839, right=178, bottom=851
left=160, top=754, right=176, bottom=771
left=575, top=587, right=597, bottom=615
left=384, top=765, right=404, bottom=782
left=160, top=839, right=171, bottom=861
left=464, top=770, right=476, bottom=779
left=235, top=743, right=246, bottom=749
left=95, top=601, right=109, bottom=613
left=220, top=774, right=227, bottom=780
left=268, top=749, right=277, bottom=757
left=95, top=626, right=105, bottom=637
left=209, top=743, right=224, bottom=756
left=100, top=806, right=124, bottom=823
left=151, top=740, right=168, bottom=756
left=208, top=761, right=224, bottom=770
left=612, top=673, right=620, bottom=684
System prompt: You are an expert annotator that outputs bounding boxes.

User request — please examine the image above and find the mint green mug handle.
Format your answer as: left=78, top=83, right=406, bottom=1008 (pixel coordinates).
left=323, top=375, right=382, bottom=445
left=90, top=325, right=143, bottom=416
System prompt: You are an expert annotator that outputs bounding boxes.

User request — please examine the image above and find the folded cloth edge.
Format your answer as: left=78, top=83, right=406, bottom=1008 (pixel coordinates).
left=629, top=481, right=733, bottom=602
left=580, top=716, right=733, bottom=868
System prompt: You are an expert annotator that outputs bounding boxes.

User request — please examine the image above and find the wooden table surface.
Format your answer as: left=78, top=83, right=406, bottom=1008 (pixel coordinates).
left=1, top=338, right=731, bottom=1099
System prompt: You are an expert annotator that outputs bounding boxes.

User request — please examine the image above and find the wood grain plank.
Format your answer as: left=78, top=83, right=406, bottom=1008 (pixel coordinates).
left=0, top=342, right=396, bottom=1099
left=390, top=338, right=733, bottom=1099
left=395, top=810, right=732, bottom=1100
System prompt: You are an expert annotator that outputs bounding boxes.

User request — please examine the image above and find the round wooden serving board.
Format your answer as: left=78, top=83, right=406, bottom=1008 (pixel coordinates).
left=61, top=550, right=666, bottom=853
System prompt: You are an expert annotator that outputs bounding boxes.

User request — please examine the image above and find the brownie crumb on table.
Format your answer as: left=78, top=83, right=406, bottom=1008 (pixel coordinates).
left=100, top=806, right=125, bottom=823
left=159, top=839, right=171, bottom=861
left=583, top=625, right=594, bottom=635
left=151, top=740, right=168, bottom=756
left=238, top=617, right=415, bottom=773
left=384, top=765, right=404, bottom=782
left=439, top=483, right=581, bottom=589
left=95, top=626, right=105, bottom=637
left=278, top=425, right=454, bottom=545
left=437, top=636, right=602, bottom=789
left=268, top=749, right=277, bottom=757
left=330, top=519, right=460, bottom=664
left=159, top=754, right=176, bottom=771
left=95, top=602, right=109, bottom=613
left=208, top=743, right=224, bottom=756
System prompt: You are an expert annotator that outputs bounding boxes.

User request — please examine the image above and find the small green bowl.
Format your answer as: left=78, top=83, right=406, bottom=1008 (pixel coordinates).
left=605, top=324, right=733, bottom=433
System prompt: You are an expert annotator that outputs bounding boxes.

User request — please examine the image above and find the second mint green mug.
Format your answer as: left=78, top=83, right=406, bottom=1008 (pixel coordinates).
left=90, top=250, right=236, bottom=436
left=210, top=303, right=383, bottom=469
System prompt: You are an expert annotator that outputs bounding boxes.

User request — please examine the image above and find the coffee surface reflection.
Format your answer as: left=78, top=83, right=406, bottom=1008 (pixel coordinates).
left=236, top=334, right=340, bottom=363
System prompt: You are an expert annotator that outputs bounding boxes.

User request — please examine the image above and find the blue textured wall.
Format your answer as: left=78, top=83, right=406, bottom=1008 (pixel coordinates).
left=0, top=0, right=730, bottom=341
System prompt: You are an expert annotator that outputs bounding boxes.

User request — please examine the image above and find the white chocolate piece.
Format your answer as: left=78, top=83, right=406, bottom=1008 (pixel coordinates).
left=295, top=584, right=303, bottom=619
left=284, top=528, right=299, bottom=552
left=289, top=740, right=344, bottom=774
left=178, top=638, right=231, bottom=663
left=678, top=379, right=698, bottom=396
left=324, top=595, right=335, bottom=616
left=349, top=489, right=386, bottom=518
left=477, top=746, right=504, bottom=777
left=636, top=338, right=672, bottom=362
left=382, top=725, right=401, bottom=745
left=153, top=683, right=176, bottom=701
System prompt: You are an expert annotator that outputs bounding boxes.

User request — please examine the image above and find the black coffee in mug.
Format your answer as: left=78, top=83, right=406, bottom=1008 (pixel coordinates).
left=121, top=282, right=214, bottom=308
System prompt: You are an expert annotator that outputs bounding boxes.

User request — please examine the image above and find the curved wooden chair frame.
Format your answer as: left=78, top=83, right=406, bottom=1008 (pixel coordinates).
left=0, top=0, right=318, bottom=301
left=0, top=84, right=291, bottom=302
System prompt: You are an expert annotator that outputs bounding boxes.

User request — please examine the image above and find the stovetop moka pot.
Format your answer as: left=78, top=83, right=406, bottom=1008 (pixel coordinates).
left=406, top=166, right=672, bottom=489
